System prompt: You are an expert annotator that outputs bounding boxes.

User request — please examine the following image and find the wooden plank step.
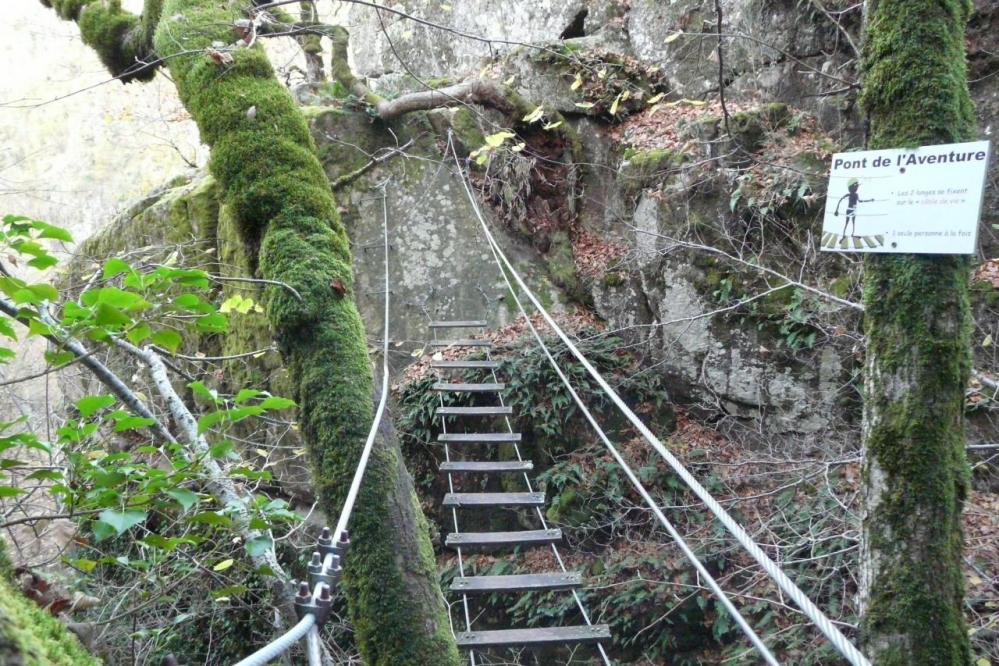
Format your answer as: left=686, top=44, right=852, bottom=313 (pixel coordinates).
left=432, top=382, right=505, bottom=393
left=440, top=460, right=533, bottom=474
left=429, top=340, right=492, bottom=348
left=438, top=433, right=521, bottom=443
left=443, top=492, right=545, bottom=508
left=430, top=360, right=500, bottom=370
left=456, top=624, right=611, bottom=649
left=445, top=529, right=562, bottom=550
left=451, top=572, right=583, bottom=594
left=437, top=406, right=512, bottom=417
left=429, top=320, right=487, bottom=328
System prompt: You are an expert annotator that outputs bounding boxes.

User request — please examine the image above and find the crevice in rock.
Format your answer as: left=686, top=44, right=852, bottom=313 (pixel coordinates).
left=560, top=8, right=588, bottom=39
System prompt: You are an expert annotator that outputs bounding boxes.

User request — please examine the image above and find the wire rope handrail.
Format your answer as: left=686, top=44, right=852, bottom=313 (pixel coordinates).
left=449, top=134, right=871, bottom=666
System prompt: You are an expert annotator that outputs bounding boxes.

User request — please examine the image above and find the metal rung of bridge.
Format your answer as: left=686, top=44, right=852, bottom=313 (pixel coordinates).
left=432, top=382, right=506, bottom=392
left=439, top=460, right=533, bottom=474
left=438, top=432, right=522, bottom=443
left=431, top=360, right=500, bottom=370
left=456, top=625, right=612, bottom=649
left=445, top=529, right=562, bottom=550
left=431, top=317, right=611, bottom=659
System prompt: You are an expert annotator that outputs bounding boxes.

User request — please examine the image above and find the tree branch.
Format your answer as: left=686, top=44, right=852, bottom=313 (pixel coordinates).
left=109, top=338, right=293, bottom=602
left=41, top=0, right=162, bottom=83
left=330, top=138, right=415, bottom=189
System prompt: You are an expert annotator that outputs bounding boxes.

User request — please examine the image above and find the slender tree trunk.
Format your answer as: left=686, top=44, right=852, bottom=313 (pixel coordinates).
left=858, top=0, right=976, bottom=664
left=42, top=1, right=459, bottom=663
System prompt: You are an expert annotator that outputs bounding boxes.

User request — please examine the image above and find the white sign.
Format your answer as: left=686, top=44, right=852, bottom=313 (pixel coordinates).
left=819, top=140, right=991, bottom=254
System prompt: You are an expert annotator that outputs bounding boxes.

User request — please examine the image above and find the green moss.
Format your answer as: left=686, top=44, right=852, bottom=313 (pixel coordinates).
left=828, top=276, right=853, bottom=300
left=628, top=148, right=683, bottom=174
left=728, top=111, right=766, bottom=152
left=970, top=280, right=999, bottom=308
left=860, top=0, right=975, bottom=148
left=50, top=0, right=159, bottom=82
left=602, top=272, right=626, bottom=287
left=0, top=544, right=99, bottom=665
left=546, top=231, right=589, bottom=305
left=450, top=107, right=485, bottom=153
left=760, top=102, right=791, bottom=127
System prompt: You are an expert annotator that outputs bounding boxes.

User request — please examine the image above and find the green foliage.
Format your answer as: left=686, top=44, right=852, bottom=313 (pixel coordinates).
left=0, top=217, right=307, bottom=663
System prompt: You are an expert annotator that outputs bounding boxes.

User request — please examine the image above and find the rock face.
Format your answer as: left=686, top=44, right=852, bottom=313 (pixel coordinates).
left=308, top=108, right=561, bottom=358
left=338, top=0, right=997, bottom=442
left=347, top=0, right=593, bottom=81
left=76, top=0, right=998, bottom=446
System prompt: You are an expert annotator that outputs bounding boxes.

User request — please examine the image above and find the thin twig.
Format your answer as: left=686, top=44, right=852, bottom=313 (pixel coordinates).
left=207, top=274, right=303, bottom=301
left=330, top=139, right=415, bottom=189
left=714, top=0, right=731, bottom=137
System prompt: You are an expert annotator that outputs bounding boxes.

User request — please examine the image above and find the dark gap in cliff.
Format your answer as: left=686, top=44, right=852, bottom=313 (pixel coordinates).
left=560, top=9, right=588, bottom=39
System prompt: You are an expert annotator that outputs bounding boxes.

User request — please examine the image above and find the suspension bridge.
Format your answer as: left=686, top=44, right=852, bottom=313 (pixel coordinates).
left=232, top=140, right=872, bottom=666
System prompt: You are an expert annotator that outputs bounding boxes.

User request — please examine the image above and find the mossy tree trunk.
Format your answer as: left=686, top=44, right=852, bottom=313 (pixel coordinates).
left=858, top=0, right=976, bottom=664
left=42, top=1, right=459, bottom=664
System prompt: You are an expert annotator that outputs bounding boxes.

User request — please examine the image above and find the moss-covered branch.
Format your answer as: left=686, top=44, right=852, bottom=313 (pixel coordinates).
left=42, top=0, right=161, bottom=82
left=859, top=0, right=976, bottom=664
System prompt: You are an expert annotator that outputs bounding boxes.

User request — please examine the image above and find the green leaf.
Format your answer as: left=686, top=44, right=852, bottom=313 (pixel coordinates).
left=27, top=255, right=58, bottom=271
left=259, top=396, right=295, bottom=411
left=165, top=488, right=199, bottom=512
left=26, top=469, right=63, bottom=482
left=213, top=558, right=234, bottom=572
left=0, top=486, right=25, bottom=498
left=97, top=509, right=146, bottom=537
left=44, top=350, right=76, bottom=367
left=71, top=558, right=98, bottom=573
left=127, top=323, right=152, bottom=345
left=152, top=330, right=183, bottom=353
left=27, top=319, right=51, bottom=338
left=34, top=221, right=73, bottom=243
left=208, top=441, right=235, bottom=459
left=195, top=313, right=228, bottom=334
left=95, top=303, right=130, bottom=328
left=484, top=131, right=516, bottom=148
left=212, top=585, right=248, bottom=599
left=234, top=389, right=263, bottom=405
left=102, top=259, right=131, bottom=279
left=172, top=294, right=203, bottom=311
left=0, top=318, right=15, bottom=341
left=29, top=283, right=58, bottom=302
left=113, top=416, right=156, bottom=432
left=188, top=381, right=219, bottom=405
left=77, top=395, right=115, bottom=419
left=245, top=535, right=273, bottom=558
left=188, top=512, right=232, bottom=527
